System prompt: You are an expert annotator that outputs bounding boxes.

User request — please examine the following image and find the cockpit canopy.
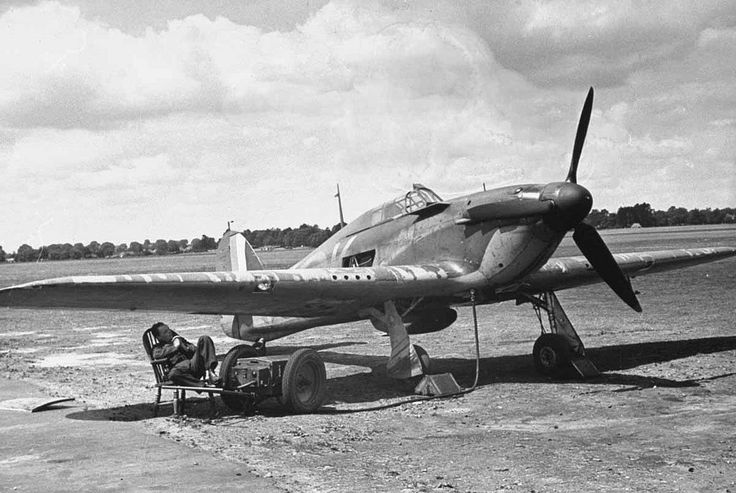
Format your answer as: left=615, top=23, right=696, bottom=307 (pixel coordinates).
left=374, top=184, right=443, bottom=221
left=345, top=184, right=444, bottom=235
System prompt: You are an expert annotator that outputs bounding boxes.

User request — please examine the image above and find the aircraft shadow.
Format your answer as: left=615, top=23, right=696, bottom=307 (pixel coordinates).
left=66, top=336, right=736, bottom=420
left=66, top=341, right=369, bottom=422
left=320, top=335, right=736, bottom=405
left=210, top=341, right=366, bottom=363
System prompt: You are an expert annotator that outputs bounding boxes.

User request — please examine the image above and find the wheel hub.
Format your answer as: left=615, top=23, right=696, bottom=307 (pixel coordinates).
left=539, top=346, right=558, bottom=369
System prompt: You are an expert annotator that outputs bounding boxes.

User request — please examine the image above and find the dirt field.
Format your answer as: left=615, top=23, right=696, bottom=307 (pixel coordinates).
left=1, top=226, right=735, bottom=492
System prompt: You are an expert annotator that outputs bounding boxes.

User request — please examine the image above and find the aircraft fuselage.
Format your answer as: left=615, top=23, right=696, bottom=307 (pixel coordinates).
left=224, top=180, right=592, bottom=341
left=295, top=182, right=588, bottom=294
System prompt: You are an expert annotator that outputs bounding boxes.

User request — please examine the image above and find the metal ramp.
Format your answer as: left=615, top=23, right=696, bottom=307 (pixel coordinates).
left=414, top=373, right=462, bottom=396
left=571, top=357, right=600, bottom=378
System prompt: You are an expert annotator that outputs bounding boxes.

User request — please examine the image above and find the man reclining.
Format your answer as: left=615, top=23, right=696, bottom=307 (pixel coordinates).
left=150, top=322, right=220, bottom=387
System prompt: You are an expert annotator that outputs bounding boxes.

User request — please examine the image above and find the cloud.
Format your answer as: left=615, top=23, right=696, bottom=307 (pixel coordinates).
left=0, top=0, right=734, bottom=251
left=457, top=0, right=736, bottom=88
left=0, top=2, right=501, bottom=127
left=0, top=5, right=238, bottom=128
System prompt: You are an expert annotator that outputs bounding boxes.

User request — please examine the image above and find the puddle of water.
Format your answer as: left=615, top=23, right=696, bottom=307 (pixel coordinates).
left=35, top=352, right=147, bottom=368
left=91, top=333, right=120, bottom=339
left=174, top=325, right=213, bottom=332
left=0, top=454, right=42, bottom=466
left=71, top=342, right=121, bottom=349
left=71, top=325, right=111, bottom=332
left=211, top=335, right=236, bottom=345
left=12, top=348, right=39, bottom=354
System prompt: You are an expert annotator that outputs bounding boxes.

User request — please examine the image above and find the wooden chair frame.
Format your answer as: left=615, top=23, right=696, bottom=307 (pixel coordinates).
left=142, top=328, right=217, bottom=416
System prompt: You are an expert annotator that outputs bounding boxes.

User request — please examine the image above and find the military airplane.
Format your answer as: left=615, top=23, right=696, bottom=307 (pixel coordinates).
left=1, top=88, right=735, bottom=396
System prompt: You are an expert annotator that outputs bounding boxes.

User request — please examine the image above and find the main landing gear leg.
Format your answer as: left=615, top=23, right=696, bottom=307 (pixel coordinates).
left=367, top=300, right=427, bottom=379
left=524, top=292, right=600, bottom=378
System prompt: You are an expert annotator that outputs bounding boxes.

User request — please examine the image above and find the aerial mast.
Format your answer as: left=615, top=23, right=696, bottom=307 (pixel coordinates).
left=335, top=184, right=346, bottom=228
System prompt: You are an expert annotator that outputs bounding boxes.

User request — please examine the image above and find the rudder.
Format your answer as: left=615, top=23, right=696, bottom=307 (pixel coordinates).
left=215, top=230, right=264, bottom=271
left=217, top=230, right=264, bottom=341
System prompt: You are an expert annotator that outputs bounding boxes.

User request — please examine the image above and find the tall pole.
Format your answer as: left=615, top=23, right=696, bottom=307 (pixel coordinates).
left=335, top=184, right=345, bottom=228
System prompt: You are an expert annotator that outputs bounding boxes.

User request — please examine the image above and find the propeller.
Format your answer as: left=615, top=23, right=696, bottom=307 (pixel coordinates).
left=566, top=87, right=594, bottom=184
left=554, top=87, right=642, bottom=312
left=573, top=223, right=642, bottom=312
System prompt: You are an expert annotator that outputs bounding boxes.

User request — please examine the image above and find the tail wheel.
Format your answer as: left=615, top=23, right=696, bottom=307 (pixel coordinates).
left=282, top=348, right=327, bottom=413
left=220, top=344, right=259, bottom=411
left=533, top=334, right=572, bottom=377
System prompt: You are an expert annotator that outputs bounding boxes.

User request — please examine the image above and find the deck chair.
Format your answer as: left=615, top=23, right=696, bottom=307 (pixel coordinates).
left=142, top=328, right=216, bottom=416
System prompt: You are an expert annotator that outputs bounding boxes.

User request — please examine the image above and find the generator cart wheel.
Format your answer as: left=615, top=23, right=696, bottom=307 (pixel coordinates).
left=281, top=348, right=327, bottom=413
left=220, top=344, right=259, bottom=412
left=533, top=333, right=572, bottom=377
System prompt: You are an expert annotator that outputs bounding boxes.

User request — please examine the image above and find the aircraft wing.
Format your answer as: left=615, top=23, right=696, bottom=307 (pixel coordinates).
left=0, top=263, right=471, bottom=318
left=522, top=246, right=736, bottom=294
left=1, top=247, right=733, bottom=317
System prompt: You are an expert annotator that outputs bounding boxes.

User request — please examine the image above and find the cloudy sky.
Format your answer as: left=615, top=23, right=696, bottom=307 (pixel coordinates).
left=1, top=0, right=734, bottom=251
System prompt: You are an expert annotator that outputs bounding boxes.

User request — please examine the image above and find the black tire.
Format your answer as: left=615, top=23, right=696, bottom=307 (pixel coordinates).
left=220, top=344, right=259, bottom=411
left=413, top=344, right=431, bottom=374
left=281, top=348, right=327, bottom=413
left=533, top=333, right=572, bottom=377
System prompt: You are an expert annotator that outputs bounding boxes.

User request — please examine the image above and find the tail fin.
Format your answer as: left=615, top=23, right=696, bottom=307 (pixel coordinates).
left=215, top=230, right=340, bottom=342
left=216, top=230, right=264, bottom=271
left=217, top=230, right=268, bottom=341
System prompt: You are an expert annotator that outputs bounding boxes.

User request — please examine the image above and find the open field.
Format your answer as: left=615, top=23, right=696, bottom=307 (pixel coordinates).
left=1, top=225, right=735, bottom=491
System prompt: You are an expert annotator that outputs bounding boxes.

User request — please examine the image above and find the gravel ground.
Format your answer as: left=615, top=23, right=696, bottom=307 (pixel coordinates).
left=1, top=227, right=735, bottom=492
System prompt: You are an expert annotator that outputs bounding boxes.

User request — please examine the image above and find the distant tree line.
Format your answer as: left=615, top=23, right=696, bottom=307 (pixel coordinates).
left=2, top=207, right=731, bottom=263
left=585, top=204, right=736, bottom=229
left=1, top=223, right=343, bottom=263
left=6, top=235, right=220, bottom=263
left=242, top=223, right=341, bottom=249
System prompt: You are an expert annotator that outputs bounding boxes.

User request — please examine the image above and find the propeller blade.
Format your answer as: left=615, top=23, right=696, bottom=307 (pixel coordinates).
left=573, top=222, right=642, bottom=312
left=566, top=87, right=594, bottom=184
left=465, top=199, right=553, bottom=222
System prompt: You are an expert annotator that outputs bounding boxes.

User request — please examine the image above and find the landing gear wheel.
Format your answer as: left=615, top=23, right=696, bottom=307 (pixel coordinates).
left=533, top=334, right=572, bottom=377
left=282, top=348, right=327, bottom=413
left=220, top=344, right=259, bottom=412
left=413, top=344, right=431, bottom=374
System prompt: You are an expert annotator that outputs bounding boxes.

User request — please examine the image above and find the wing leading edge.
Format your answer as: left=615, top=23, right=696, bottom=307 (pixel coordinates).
left=0, top=263, right=472, bottom=318
left=0, top=247, right=733, bottom=317
left=522, top=247, right=736, bottom=294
